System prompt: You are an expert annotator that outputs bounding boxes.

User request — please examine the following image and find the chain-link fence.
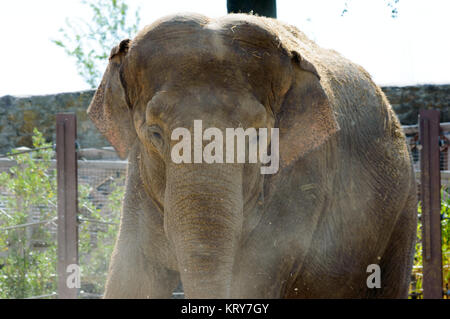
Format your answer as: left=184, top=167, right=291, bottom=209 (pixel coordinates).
left=76, top=158, right=126, bottom=298
left=0, top=142, right=126, bottom=299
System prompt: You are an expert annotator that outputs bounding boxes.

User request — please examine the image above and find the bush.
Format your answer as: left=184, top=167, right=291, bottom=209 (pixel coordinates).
left=0, top=129, right=123, bottom=298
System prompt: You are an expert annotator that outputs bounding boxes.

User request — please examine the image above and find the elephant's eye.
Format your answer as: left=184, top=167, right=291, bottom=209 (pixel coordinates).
left=151, top=130, right=162, bottom=140
left=147, top=125, right=164, bottom=150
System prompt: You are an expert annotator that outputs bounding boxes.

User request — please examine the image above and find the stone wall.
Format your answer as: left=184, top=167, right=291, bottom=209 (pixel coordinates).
left=0, top=90, right=100, bottom=155
left=0, top=84, right=449, bottom=155
left=382, top=85, right=450, bottom=125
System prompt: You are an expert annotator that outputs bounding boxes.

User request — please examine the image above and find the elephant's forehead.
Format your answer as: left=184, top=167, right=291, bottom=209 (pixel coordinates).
left=131, top=14, right=288, bottom=74
left=135, top=13, right=281, bottom=50
left=128, top=14, right=293, bottom=120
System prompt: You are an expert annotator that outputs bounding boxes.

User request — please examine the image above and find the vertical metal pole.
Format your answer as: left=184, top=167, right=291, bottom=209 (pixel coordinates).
left=419, top=109, right=443, bottom=299
left=56, top=113, right=79, bottom=299
left=227, top=0, right=277, bottom=18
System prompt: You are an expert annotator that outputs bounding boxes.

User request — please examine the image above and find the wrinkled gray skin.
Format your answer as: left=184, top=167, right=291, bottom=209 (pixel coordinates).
left=87, top=13, right=417, bottom=298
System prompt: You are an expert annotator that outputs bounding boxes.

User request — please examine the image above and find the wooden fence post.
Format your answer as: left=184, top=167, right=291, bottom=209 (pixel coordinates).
left=56, top=113, right=79, bottom=299
left=419, top=109, right=443, bottom=298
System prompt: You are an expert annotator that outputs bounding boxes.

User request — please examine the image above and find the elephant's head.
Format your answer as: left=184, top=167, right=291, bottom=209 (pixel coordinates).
left=87, top=13, right=339, bottom=298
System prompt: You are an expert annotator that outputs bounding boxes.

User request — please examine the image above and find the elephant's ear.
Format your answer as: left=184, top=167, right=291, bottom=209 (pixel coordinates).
left=87, top=39, right=136, bottom=159
left=277, top=51, right=339, bottom=168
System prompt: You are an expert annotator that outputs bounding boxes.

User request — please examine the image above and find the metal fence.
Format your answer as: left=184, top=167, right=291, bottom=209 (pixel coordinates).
left=403, top=111, right=449, bottom=299
left=0, top=155, right=126, bottom=299
left=0, top=114, right=127, bottom=299
left=0, top=112, right=449, bottom=299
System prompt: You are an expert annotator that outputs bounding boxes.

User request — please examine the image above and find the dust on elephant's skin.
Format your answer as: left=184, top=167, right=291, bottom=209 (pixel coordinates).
left=87, top=13, right=417, bottom=298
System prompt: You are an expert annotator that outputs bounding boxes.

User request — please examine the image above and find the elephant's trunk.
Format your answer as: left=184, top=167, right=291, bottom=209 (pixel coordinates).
left=165, top=163, right=243, bottom=298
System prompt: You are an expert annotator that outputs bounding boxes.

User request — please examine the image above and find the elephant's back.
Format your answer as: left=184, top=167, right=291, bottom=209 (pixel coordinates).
left=263, top=16, right=415, bottom=223
left=316, top=48, right=416, bottom=254
left=317, top=45, right=414, bottom=204
left=260, top=18, right=417, bottom=295
left=302, top=49, right=416, bottom=286
left=316, top=49, right=413, bottom=194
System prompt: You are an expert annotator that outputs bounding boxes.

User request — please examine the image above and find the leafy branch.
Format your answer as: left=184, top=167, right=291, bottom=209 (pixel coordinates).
left=52, top=0, right=141, bottom=88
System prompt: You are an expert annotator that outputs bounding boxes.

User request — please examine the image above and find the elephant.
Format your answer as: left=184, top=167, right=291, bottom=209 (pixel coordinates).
left=87, top=13, right=417, bottom=298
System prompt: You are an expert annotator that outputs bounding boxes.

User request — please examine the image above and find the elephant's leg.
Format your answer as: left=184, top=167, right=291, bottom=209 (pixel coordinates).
left=104, top=233, right=180, bottom=298
left=366, top=193, right=418, bottom=298
left=103, top=148, right=180, bottom=298
left=231, top=232, right=305, bottom=298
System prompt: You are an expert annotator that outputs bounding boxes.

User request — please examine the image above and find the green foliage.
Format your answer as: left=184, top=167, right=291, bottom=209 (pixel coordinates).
left=0, top=129, right=124, bottom=298
left=0, top=129, right=57, bottom=298
left=410, top=193, right=450, bottom=298
left=52, top=0, right=140, bottom=88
